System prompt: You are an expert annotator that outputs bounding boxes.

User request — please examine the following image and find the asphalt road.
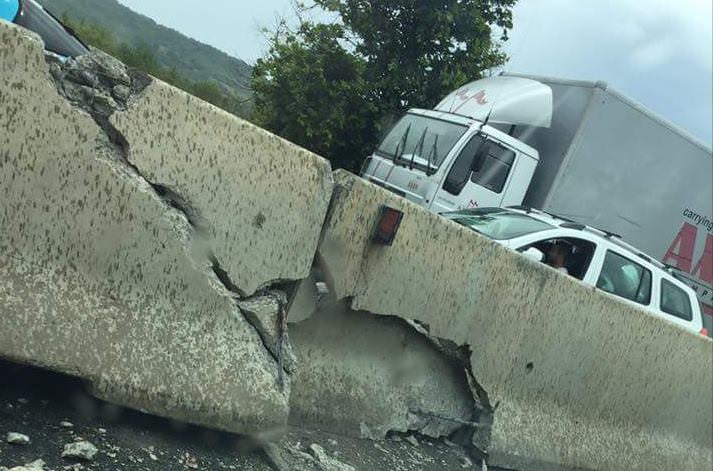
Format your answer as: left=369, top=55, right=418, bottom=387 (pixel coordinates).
left=0, top=360, right=483, bottom=471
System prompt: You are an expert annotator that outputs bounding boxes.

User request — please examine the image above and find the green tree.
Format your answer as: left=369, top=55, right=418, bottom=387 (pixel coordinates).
left=253, top=23, right=379, bottom=170
left=252, top=0, right=516, bottom=171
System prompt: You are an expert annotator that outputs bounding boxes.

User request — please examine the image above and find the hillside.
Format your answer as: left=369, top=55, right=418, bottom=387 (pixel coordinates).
left=38, top=0, right=252, bottom=100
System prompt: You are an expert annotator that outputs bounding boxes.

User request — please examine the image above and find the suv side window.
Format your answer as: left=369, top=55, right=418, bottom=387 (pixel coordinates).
left=596, top=250, right=652, bottom=305
left=660, top=279, right=693, bottom=321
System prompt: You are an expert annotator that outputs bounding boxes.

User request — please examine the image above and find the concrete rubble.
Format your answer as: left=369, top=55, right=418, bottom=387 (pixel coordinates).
left=308, top=443, right=355, bottom=471
left=5, top=435, right=29, bottom=446
left=1, top=459, right=46, bottom=471
left=61, top=441, right=98, bottom=461
left=0, top=364, right=479, bottom=471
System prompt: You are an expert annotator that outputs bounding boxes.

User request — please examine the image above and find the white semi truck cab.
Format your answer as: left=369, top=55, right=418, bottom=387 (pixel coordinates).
left=361, top=76, right=550, bottom=212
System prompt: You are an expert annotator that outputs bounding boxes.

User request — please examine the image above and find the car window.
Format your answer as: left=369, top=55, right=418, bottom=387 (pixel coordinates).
left=446, top=209, right=554, bottom=240
left=443, top=136, right=516, bottom=195
left=517, top=237, right=597, bottom=281
left=660, top=279, right=693, bottom=321
left=376, top=113, right=468, bottom=169
left=596, top=250, right=652, bottom=305
left=470, top=141, right=516, bottom=193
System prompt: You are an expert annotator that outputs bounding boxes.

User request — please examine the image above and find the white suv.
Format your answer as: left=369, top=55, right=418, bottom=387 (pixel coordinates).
left=442, top=206, right=707, bottom=336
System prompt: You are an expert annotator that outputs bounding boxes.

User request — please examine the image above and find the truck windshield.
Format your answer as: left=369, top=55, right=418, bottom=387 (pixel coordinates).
left=445, top=208, right=555, bottom=240
left=376, top=113, right=467, bottom=170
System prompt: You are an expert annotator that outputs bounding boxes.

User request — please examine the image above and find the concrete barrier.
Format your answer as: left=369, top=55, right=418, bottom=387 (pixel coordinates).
left=111, top=82, right=332, bottom=296
left=288, top=300, right=477, bottom=439
left=0, top=21, right=331, bottom=436
left=316, top=171, right=713, bottom=470
left=3, top=18, right=712, bottom=470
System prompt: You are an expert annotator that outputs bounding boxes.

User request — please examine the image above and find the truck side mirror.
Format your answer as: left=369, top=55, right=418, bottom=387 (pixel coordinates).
left=522, top=247, right=545, bottom=262
left=443, top=134, right=489, bottom=195
left=443, top=164, right=472, bottom=195
left=471, top=143, right=488, bottom=174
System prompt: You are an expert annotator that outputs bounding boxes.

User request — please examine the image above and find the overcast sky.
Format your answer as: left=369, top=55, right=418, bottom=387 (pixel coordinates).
left=117, top=0, right=712, bottom=145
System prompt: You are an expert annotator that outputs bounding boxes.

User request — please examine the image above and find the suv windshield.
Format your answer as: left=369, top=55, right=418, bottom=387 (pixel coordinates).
left=376, top=113, right=467, bottom=170
left=446, top=208, right=555, bottom=240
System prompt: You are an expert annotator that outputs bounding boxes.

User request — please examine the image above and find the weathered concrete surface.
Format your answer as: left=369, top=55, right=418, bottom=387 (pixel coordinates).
left=0, top=21, right=292, bottom=435
left=288, top=300, right=477, bottom=440
left=111, top=82, right=333, bottom=296
left=319, top=171, right=713, bottom=470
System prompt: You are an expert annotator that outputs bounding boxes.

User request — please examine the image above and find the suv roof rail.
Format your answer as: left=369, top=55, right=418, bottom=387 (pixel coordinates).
left=559, top=222, right=586, bottom=230
left=541, top=210, right=576, bottom=223
left=507, top=205, right=532, bottom=213
left=599, top=228, right=622, bottom=239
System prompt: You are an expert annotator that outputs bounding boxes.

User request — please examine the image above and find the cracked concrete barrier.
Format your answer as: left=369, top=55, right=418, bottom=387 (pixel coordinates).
left=288, top=300, right=477, bottom=440
left=110, top=80, right=333, bottom=297
left=0, top=21, right=329, bottom=436
left=317, top=171, right=713, bottom=470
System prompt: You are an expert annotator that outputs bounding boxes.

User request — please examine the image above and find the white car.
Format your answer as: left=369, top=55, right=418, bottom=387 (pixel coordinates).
left=442, top=206, right=708, bottom=336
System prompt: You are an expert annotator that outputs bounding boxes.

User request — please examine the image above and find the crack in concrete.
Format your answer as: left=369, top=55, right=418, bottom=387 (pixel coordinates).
left=212, top=256, right=295, bottom=385
left=410, top=323, right=494, bottom=457
left=44, top=48, right=293, bottom=379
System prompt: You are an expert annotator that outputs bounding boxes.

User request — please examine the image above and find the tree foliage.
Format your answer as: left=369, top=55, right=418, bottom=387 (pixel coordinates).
left=252, top=0, right=516, bottom=171
left=319, top=0, right=515, bottom=111
left=253, top=24, right=379, bottom=171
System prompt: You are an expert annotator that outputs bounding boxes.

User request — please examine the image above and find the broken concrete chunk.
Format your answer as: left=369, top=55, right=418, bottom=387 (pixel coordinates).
left=60, top=421, right=74, bottom=428
left=62, top=441, right=98, bottom=461
left=308, top=444, right=355, bottom=471
left=6, top=432, right=30, bottom=445
left=404, top=435, right=419, bottom=447
left=76, top=48, right=131, bottom=86
left=112, top=84, right=131, bottom=102
left=237, top=291, right=297, bottom=374
left=237, top=293, right=283, bottom=340
left=181, top=453, right=199, bottom=469
left=6, top=459, right=45, bottom=471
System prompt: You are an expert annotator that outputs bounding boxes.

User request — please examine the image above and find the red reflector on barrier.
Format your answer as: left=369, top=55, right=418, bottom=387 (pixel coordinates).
left=701, top=327, right=709, bottom=337
left=373, top=206, right=403, bottom=245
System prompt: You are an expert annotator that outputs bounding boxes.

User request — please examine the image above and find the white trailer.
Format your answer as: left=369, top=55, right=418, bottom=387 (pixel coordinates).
left=360, top=73, right=713, bottom=331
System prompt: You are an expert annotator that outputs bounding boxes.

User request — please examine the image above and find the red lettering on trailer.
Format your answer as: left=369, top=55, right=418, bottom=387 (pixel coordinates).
left=691, top=233, right=713, bottom=284
left=702, top=304, right=713, bottom=317
left=663, top=223, right=697, bottom=273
